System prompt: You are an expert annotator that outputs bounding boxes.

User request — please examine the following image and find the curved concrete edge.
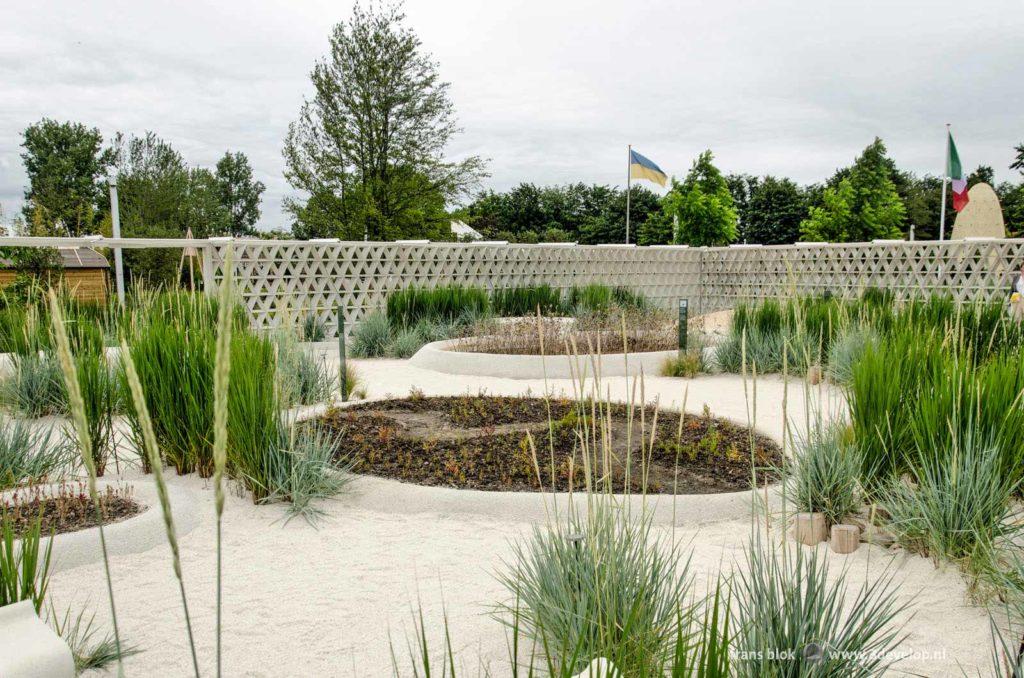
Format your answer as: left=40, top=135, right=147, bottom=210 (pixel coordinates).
left=336, top=474, right=780, bottom=526
left=2, top=479, right=199, bottom=573
left=408, top=339, right=677, bottom=379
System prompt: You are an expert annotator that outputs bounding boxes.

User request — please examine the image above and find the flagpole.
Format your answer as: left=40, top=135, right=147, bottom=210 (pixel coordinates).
left=625, top=144, right=632, bottom=244
left=939, top=123, right=950, bottom=241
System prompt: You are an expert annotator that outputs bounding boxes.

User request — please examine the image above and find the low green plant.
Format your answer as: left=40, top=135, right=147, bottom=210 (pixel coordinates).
left=732, top=537, right=907, bottom=677
left=714, top=326, right=785, bottom=373
left=498, top=504, right=692, bottom=675
left=786, top=420, right=862, bottom=528
left=275, top=332, right=334, bottom=406
left=2, top=352, right=66, bottom=417
left=826, top=325, right=877, bottom=384
left=0, top=510, right=53, bottom=613
left=662, top=349, right=704, bottom=378
left=878, top=431, right=1020, bottom=574
left=388, top=326, right=427, bottom=359
left=349, top=312, right=392, bottom=358
left=300, top=313, right=327, bottom=342
left=266, top=423, right=354, bottom=524
left=340, top=363, right=362, bottom=400
left=0, top=418, right=65, bottom=490
left=49, top=605, right=139, bottom=673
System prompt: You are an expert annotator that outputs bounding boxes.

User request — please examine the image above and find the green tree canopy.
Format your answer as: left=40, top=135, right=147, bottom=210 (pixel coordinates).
left=732, top=175, right=807, bottom=244
left=283, top=2, right=485, bottom=240
left=801, top=138, right=904, bottom=242
left=20, top=119, right=110, bottom=236
left=215, top=151, right=265, bottom=236
left=664, top=150, right=737, bottom=246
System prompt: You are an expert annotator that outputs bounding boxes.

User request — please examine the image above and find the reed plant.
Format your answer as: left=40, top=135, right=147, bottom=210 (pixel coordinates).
left=120, top=336, right=201, bottom=676
left=491, top=284, right=563, bottom=317
left=386, top=285, right=490, bottom=328
left=66, top=345, right=117, bottom=476
left=0, top=510, right=52, bottom=613
left=47, top=290, right=124, bottom=674
left=226, top=333, right=279, bottom=501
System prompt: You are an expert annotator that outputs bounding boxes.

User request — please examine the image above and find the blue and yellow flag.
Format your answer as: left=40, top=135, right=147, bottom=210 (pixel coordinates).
left=629, top=149, right=668, bottom=187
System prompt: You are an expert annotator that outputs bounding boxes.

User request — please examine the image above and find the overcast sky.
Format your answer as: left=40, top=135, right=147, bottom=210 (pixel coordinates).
left=2, top=0, right=1022, bottom=231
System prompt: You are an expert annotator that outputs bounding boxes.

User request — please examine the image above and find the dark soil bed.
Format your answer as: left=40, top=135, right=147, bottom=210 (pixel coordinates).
left=3, top=484, right=145, bottom=537
left=319, top=395, right=782, bottom=494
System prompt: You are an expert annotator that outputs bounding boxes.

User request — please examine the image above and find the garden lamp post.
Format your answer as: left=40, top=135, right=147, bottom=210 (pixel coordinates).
left=108, top=170, right=125, bottom=306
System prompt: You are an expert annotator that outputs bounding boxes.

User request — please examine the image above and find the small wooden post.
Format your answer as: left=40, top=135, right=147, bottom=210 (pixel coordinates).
left=830, top=525, right=860, bottom=554
left=794, top=512, right=828, bottom=545
left=337, top=304, right=347, bottom=402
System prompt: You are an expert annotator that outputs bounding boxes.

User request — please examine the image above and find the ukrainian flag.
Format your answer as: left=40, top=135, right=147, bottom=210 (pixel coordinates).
left=629, top=149, right=668, bottom=187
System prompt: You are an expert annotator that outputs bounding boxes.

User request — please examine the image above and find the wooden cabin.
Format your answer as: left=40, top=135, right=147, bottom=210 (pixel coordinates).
left=0, top=247, right=110, bottom=303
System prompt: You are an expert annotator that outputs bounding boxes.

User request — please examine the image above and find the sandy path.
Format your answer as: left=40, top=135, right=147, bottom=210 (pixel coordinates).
left=44, top=361, right=994, bottom=677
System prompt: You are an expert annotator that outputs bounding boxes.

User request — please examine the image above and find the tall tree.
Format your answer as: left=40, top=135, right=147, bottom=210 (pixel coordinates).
left=215, top=151, right=265, bottom=236
left=742, top=176, right=807, bottom=245
left=283, top=2, right=485, bottom=240
left=801, top=138, right=904, bottom=242
left=967, top=165, right=995, bottom=188
left=20, top=119, right=109, bottom=236
left=664, top=151, right=737, bottom=246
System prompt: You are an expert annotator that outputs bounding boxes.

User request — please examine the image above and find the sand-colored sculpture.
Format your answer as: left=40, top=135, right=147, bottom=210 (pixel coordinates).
left=951, top=182, right=1006, bottom=240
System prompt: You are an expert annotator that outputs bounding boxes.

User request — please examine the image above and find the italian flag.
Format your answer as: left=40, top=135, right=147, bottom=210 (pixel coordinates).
left=947, top=132, right=969, bottom=212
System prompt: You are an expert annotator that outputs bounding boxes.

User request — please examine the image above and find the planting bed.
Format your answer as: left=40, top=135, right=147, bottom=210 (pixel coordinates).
left=320, top=395, right=780, bottom=493
left=2, top=483, right=143, bottom=537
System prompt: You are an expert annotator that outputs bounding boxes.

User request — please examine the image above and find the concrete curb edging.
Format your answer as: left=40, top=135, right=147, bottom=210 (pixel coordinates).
left=408, top=339, right=678, bottom=379
left=2, top=479, right=200, bottom=573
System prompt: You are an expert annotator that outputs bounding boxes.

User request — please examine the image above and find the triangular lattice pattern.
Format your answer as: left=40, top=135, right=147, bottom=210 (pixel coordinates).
left=207, top=240, right=1024, bottom=337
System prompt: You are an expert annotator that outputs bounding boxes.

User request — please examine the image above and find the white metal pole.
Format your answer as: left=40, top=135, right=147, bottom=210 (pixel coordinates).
left=108, top=172, right=125, bottom=305
left=939, top=124, right=950, bottom=241
left=625, top=145, right=632, bottom=244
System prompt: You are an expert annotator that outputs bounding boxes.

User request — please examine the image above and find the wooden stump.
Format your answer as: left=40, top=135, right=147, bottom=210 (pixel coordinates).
left=794, top=512, right=827, bottom=545
left=830, top=524, right=860, bottom=554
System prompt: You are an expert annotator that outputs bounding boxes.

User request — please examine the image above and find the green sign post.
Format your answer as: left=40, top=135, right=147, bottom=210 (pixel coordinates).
left=678, top=299, right=688, bottom=354
left=337, top=304, right=347, bottom=402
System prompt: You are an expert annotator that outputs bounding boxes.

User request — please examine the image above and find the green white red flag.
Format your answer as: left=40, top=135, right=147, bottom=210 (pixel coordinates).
left=947, top=132, right=969, bottom=212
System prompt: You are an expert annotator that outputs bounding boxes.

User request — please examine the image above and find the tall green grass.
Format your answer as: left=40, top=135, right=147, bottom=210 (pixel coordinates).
left=386, top=285, right=490, bottom=328
left=491, top=284, right=563, bottom=317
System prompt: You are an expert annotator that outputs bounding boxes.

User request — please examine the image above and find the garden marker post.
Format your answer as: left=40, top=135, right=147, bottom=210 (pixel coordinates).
left=337, top=305, right=347, bottom=402
left=678, top=298, right=688, bottom=354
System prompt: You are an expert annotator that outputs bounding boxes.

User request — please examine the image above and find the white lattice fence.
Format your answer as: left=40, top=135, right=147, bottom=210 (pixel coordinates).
left=698, top=239, right=1024, bottom=312
left=208, top=241, right=704, bottom=334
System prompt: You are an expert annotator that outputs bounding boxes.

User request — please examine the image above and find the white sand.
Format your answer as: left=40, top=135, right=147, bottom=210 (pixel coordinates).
left=45, top=361, right=995, bottom=677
